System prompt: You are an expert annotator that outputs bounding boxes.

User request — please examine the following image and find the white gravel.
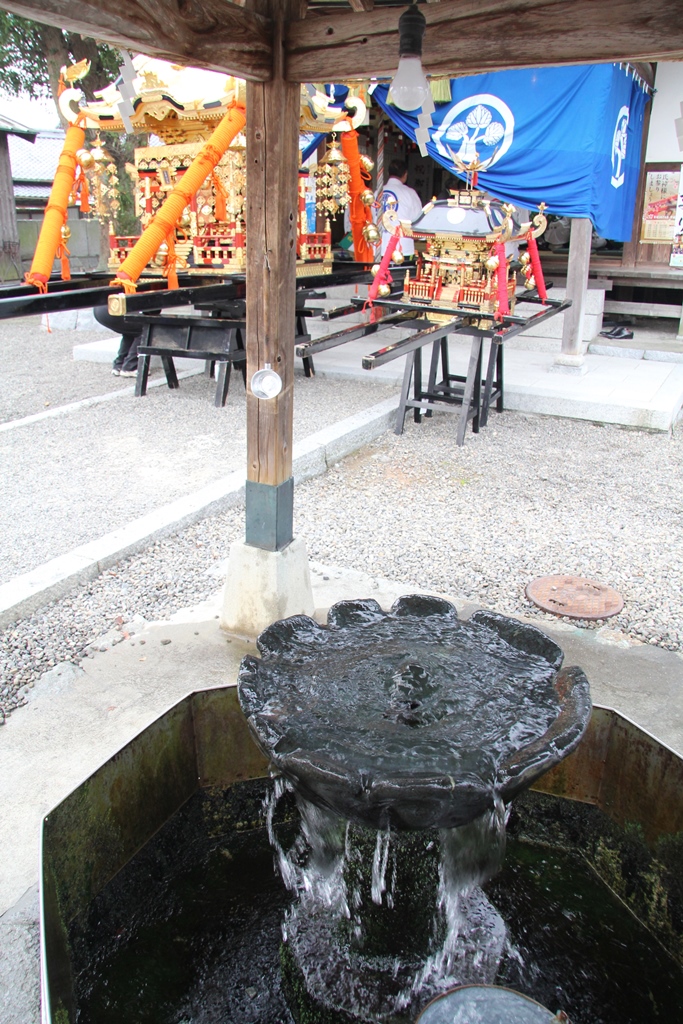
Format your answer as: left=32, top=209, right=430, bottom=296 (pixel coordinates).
left=1, top=404, right=682, bottom=724
left=0, top=344, right=394, bottom=582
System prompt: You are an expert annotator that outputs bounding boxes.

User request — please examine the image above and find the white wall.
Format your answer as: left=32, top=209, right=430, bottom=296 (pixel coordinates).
left=645, top=63, right=683, bottom=163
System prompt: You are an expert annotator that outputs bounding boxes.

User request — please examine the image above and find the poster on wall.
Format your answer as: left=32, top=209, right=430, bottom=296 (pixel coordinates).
left=670, top=165, right=683, bottom=268
left=640, top=169, right=681, bottom=242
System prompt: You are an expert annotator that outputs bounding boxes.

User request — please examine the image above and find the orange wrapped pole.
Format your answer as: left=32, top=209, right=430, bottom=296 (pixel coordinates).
left=25, top=123, right=85, bottom=290
left=341, top=129, right=374, bottom=265
left=114, top=103, right=246, bottom=291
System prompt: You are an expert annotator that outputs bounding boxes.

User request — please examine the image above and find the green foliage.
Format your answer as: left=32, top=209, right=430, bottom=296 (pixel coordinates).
left=0, top=12, right=120, bottom=101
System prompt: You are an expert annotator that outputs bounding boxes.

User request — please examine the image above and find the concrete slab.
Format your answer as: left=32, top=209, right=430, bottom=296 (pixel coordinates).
left=73, top=335, right=200, bottom=372
left=309, top=326, right=683, bottom=430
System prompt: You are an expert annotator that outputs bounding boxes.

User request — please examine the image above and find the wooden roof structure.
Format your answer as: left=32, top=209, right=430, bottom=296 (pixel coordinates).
left=3, top=0, right=681, bottom=616
left=1, top=0, right=680, bottom=83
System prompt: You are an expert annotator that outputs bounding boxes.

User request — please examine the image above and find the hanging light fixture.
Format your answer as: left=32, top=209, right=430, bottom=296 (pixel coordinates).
left=388, top=3, right=434, bottom=157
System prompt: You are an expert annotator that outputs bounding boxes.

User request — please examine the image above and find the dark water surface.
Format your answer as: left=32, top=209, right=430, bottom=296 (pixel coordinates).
left=70, top=784, right=683, bottom=1024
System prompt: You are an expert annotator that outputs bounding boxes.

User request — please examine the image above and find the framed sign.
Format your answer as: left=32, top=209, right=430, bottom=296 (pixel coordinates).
left=671, top=166, right=683, bottom=268
left=640, top=169, right=680, bottom=242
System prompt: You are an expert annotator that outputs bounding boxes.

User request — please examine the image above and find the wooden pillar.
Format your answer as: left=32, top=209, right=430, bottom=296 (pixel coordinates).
left=0, top=133, right=21, bottom=281
left=245, top=0, right=304, bottom=550
left=559, top=217, right=592, bottom=361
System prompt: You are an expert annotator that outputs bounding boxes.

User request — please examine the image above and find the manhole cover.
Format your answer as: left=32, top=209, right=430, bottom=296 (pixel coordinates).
left=526, top=574, right=623, bottom=621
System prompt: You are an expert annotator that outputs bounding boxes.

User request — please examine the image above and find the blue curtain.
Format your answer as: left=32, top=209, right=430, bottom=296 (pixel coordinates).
left=372, top=65, right=649, bottom=241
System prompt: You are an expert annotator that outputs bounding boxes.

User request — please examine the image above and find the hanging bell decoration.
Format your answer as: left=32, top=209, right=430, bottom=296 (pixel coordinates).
left=371, top=263, right=381, bottom=277
left=524, top=275, right=536, bottom=290
left=485, top=255, right=500, bottom=272
left=360, top=189, right=375, bottom=207
left=153, top=240, right=169, bottom=268
left=377, top=283, right=392, bottom=298
left=76, top=148, right=95, bottom=171
left=314, top=134, right=351, bottom=219
left=359, top=154, right=375, bottom=174
left=391, top=250, right=405, bottom=265
left=362, top=222, right=381, bottom=246
left=61, top=224, right=71, bottom=241
left=519, top=251, right=531, bottom=266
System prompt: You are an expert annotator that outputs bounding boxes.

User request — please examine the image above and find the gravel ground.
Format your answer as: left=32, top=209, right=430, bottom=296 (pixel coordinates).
left=1, top=406, right=681, bottom=723
left=0, top=323, right=394, bottom=581
left=0, top=317, right=127, bottom=423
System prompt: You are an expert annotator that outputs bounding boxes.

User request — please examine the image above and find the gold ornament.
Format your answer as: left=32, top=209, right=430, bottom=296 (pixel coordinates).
left=153, top=241, right=169, bottom=268
left=179, top=209, right=192, bottom=228
left=485, top=255, right=500, bottom=272
left=377, top=283, right=391, bottom=298
left=325, top=140, right=344, bottom=165
left=360, top=189, right=375, bottom=207
left=76, top=148, right=95, bottom=171
left=359, top=154, right=375, bottom=174
left=371, top=264, right=381, bottom=277
left=519, top=251, right=531, bottom=266
left=362, top=223, right=381, bottom=245
left=200, top=204, right=213, bottom=216
left=524, top=275, right=536, bottom=290
left=391, top=250, right=405, bottom=265
left=313, top=134, right=350, bottom=219
left=60, top=225, right=71, bottom=241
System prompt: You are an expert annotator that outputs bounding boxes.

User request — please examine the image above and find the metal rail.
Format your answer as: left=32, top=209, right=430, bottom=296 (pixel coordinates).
left=295, top=309, right=424, bottom=358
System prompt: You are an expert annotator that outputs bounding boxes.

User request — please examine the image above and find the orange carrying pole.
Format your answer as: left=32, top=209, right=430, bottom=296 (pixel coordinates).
left=341, top=129, right=374, bottom=265
left=114, top=103, right=246, bottom=291
left=25, top=123, right=85, bottom=290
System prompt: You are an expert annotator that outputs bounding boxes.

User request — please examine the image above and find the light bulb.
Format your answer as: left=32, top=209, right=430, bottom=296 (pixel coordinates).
left=388, top=55, right=431, bottom=112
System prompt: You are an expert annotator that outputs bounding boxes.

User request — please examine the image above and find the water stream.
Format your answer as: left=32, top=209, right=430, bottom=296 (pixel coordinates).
left=266, top=778, right=510, bottom=1021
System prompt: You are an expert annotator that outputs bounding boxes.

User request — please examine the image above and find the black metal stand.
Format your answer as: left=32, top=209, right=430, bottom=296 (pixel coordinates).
left=393, top=331, right=503, bottom=446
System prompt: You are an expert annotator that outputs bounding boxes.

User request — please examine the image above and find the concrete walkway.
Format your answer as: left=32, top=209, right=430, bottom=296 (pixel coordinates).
left=2, top=562, right=683, bottom=1023
left=75, top=288, right=683, bottom=431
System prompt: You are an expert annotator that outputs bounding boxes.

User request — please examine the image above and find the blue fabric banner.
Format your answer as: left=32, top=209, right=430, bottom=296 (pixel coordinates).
left=371, top=65, right=649, bottom=241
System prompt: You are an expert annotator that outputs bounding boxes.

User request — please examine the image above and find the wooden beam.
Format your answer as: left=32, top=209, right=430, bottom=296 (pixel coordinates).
left=0, top=0, right=272, bottom=81
left=286, top=0, right=683, bottom=81
left=348, top=0, right=374, bottom=11
left=246, top=0, right=303, bottom=495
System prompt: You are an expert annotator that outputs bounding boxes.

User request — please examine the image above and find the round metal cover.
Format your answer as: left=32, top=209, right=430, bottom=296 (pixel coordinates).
left=416, top=984, right=560, bottom=1023
left=526, top=574, right=623, bottom=621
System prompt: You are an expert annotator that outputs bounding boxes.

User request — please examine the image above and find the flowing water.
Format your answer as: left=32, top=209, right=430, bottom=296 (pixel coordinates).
left=266, top=778, right=509, bottom=1020
left=69, top=783, right=683, bottom=1024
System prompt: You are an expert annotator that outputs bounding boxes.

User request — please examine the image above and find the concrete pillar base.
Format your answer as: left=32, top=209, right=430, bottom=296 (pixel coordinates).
left=550, top=352, right=588, bottom=375
left=220, top=536, right=314, bottom=637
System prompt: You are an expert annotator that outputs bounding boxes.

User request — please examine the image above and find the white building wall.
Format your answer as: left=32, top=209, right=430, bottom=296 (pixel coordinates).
left=645, top=63, right=683, bottom=163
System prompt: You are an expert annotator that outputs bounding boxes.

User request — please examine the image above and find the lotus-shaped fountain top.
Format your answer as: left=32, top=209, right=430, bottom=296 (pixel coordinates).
left=238, top=596, right=591, bottom=831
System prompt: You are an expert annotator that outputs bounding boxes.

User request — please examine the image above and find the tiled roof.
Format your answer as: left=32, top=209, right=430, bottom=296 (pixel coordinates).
left=14, top=182, right=51, bottom=199
left=8, top=130, right=64, bottom=183
left=0, top=113, right=36, bottom=140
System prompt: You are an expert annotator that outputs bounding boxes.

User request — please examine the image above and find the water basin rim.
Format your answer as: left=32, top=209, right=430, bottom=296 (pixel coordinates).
left=254, top=596, right=564, bottom=670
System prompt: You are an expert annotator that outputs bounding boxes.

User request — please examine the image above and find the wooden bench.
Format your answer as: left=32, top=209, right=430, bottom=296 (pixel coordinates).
left=123, top=313, right=247, bottom=407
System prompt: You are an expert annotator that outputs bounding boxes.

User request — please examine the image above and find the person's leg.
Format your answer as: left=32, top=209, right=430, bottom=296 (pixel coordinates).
left=120, top=335, right=140, bottom=375
left=93, top=305, right=139, bottom=376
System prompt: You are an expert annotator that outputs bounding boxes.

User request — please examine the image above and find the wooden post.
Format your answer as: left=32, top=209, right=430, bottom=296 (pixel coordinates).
left=245, top=0, right=304, bottom=550
left=0, top=133, right=21, bottom=281
left=559, top=217, right=592, bottom=363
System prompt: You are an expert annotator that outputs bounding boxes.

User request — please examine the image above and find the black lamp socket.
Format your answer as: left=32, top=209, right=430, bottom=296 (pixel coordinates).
left=398, top=4, right=426, bottom=58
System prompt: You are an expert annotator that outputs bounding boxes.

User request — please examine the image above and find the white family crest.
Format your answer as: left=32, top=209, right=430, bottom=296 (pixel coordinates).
left=611, top=105, right=630, bottom=189
left=432, top=93, right=514, bottom=170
